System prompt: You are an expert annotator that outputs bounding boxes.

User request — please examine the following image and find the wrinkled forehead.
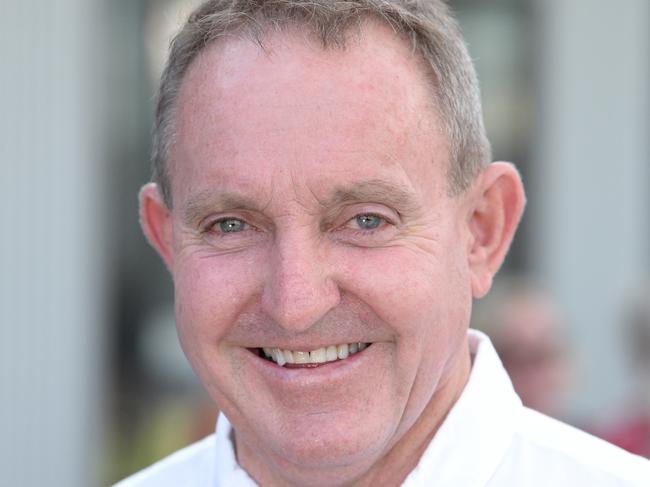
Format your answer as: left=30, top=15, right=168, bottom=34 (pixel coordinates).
left=165, top=19, right=452, bottom=216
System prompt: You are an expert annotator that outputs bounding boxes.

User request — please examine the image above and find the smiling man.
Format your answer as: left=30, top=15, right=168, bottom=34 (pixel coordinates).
left=118, top=1, right=650, bottom=486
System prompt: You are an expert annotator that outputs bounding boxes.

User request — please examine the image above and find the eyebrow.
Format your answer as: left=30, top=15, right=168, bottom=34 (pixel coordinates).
left=180, top=179, right=421, bottom=225
left=181, top=191, right=263, bottom=226
left=323, top=180, right=420, bottom=215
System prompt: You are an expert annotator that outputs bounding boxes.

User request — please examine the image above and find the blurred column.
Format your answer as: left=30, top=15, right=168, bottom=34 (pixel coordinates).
left=532, top=0, right=649, bottom=418
left=0, top=1, right=109, bottom=486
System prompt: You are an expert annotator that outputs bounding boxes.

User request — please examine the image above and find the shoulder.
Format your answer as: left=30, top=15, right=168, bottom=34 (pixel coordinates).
left=492, top=407, right=650, bottom=486
left=113, top=434, right=216, bottom=487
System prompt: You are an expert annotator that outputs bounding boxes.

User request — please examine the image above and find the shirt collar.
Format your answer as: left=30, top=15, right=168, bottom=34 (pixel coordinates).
left=212, top=329, right=520, bottom=487
left=213, top=412, right=257, bottom=486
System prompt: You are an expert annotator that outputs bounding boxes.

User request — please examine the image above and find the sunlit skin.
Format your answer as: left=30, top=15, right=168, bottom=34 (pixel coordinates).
left=140, top=20, right=525, bottom=487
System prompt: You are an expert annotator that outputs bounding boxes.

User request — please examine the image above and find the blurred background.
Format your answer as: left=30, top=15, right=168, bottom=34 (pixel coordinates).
left=1, top=0, right=648, bottom=485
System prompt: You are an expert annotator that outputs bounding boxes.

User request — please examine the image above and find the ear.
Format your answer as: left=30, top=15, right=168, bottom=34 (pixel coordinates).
left=467, top=162, right=526, bottom=298
left=139, top=182, right=174, bottom=271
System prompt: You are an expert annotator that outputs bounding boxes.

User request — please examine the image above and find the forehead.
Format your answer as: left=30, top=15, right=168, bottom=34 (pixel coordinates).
left=170, top=20, right=449, bottom=207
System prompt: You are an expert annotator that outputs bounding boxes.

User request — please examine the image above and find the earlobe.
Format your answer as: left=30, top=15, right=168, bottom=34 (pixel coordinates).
left=139, top=182, right=175, bottom=271
left=467, top=162, right=526, bottom=298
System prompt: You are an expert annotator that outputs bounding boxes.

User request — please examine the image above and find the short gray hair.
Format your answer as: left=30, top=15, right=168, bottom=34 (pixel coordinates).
left=152, top=0, right=491, bottom=208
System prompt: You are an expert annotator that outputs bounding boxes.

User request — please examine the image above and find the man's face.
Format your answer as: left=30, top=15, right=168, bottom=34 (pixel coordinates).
left=166, top=22, right=475, bottom=481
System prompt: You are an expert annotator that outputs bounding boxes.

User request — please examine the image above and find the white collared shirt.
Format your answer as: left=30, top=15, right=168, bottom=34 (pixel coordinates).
left=115, top=330, right=650, bottom=486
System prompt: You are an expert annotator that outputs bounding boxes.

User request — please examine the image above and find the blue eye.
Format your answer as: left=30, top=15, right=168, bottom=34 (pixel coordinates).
left=355, top=214, right=383, bottom=230
left=218, top=218, right=246, bottom=233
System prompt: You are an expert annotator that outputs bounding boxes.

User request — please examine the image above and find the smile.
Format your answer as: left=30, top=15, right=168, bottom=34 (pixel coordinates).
left=257, top=342, right=371, bottom=367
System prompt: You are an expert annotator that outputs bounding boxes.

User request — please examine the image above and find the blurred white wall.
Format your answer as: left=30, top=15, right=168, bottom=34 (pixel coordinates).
left=532, top=0, right=649, bottom=419
left=0, top=1, right=109, bottom=486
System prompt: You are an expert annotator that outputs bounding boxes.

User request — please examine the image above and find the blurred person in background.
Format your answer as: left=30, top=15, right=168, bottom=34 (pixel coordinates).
left=116, top=0, right=650, bottom=486
left=597, top=284, right=650, bottom=458
left=472, top=276, right=571, bottom=421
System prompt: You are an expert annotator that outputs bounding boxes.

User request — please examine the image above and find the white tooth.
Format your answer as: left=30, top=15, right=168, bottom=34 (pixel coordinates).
left=358, top=342, right=367, bottom=351
left=310, top=347, right=327, bottom=363
left=349, top=343, right=358, bottom=354
left=273, top=348, right=286, bottom=366
left=326, top=345, right=338, bottom=362
left=337, top=343, right=349, bottom=359
left=293, top=351, right=309, bottom=364
left=263, top=347, right=273, bottom=358
left=284, top=350, right=294, bottom=364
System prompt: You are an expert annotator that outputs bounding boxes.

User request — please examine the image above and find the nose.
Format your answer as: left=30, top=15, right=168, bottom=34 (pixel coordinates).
left=261, top=234, right=341, bottom=333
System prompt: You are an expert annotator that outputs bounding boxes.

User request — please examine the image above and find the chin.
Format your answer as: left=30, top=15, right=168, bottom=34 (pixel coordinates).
left=246, top=409, right=393, bottom=476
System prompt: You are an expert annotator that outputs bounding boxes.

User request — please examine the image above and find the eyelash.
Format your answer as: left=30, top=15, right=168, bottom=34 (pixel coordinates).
left=345, top=213, right=389, bottom=233
left=201, top=213, right=393, bottom=238
left=203, top=217, right=251, bottom=236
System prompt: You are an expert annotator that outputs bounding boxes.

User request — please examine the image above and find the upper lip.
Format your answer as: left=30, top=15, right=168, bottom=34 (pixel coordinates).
left=248, top=340, right=372, bottom=352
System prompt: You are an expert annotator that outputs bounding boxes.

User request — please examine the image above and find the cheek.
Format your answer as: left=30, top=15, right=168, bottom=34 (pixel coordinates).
left=339, top=243, right=470, bottom=336
left=333, top=242, right=472, bottom=433
left=173, top=252, right=262, bottom=354
left=336, top=240, right=471, bottom=384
